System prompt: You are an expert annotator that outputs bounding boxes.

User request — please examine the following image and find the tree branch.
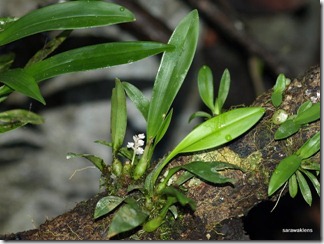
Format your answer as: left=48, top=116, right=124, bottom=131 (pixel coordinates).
left=0, top=65, right=319, bottom=240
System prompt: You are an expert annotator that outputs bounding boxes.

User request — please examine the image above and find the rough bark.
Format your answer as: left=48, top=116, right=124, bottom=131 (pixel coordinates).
left=0, top=65, right=320, bottom=240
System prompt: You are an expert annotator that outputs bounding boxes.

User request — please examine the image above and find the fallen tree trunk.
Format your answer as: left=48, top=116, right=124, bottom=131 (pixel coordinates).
left=1, top=65, right=320, bottom=240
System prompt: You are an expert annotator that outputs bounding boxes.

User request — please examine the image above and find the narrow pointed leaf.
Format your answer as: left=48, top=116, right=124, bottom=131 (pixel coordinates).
left=161, top=186, right=196, bottom=210
left=170, top=107, right=265, bottom=155
left=296, top=170, right=312, bottom=206
left=147, top=10, right=199, bottom=140
left=24, top=42, right=172, bottom=83
left=0, top=69, right=45, bottom=104
left=0, top=109, right=44, bottom=133
left=271, top=73, right=286, bottom=107
left=300, top=169, right=320, bottom=197
left=297, top=101, right=312, bottom=115
left=198, top=65, right=214, bottom=111
left=94, top=196, right=124, bottom=219
left=294, top=102, right=320, bottom=125
left=215, top=68, right=230, bottom=114
left=0, top=53, right=15, bottom=72
left=296, top=132, right=320, bottom=159
left=188, top=111, right=211, bottom=123
left=301, top=161, right=320, bottom=171
left=274, top=119, right=300, bottom=140
left=155, top=109, right=173, bottom=145
left=288, top=174, right=298, bottom=198
left=111, top=79, right=127, bottom=154
left=0, top=1, right=135, bottom=46
left=182, top=161, right=240, bottom=184
left=122, top=81, right=149, bottom=120
left=268, top=155, right=302, bottom=196
left=107, top=198, right=148, bottom=239
left=66, top=152, right=105, bottom=172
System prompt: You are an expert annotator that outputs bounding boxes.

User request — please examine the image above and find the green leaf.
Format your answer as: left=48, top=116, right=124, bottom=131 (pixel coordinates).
left=294, top=102, right=320, bottom=125
left=160, top=186, right=196, bottom=210
left=301, top=161, right=320, bottom=171
left=268, top=155, right=302, bottom=196
left=170, top=107, right=265, bottom=155
left=0, top=1, right=135, bottom=46
left=111, top=79, right=127, bottom=154
left=66, top=152, right=106, bottom=172
left=188, top=111, right=212, bottom=123
left=288, top=174, right=298, bottom=198
left=296, top=132, right=320, bottom=159
left=122, top=82, right=149, bottom=120
left=0, top=53, right=15, bottom=72
left=24, top=42, right=172, bottom=83
left=181, top=161, right=240, bottom=185
left=94, top=196, right=124, bottom=219
left=274, top=119, right=300, bottom=140
left=300, top=169, right=320, bottom=197
left=175, top=171, right=194, bottom=186
left=148, top=107, right=264, bottom=194
left=297, top=101, right=312, bottom=115
left=154, top=109, right=173, bottom=145
left=198, top=65, right=214, bottom=111
left=0, top=69, right=45, bottom=104
left=215, top=68, right=230, bottom=114
left=0, top=109, right=44, bottom=133
left=107, top=198, right=148, bottom=239
left=296, top=170, right=312, bottom=206
left=146, top=10, right=199, bottom=140
left=271, top=73, right=286, bottom=107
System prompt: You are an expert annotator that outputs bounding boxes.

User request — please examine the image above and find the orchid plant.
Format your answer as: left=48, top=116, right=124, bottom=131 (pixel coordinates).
left=67, top=10, right=265, bottom=238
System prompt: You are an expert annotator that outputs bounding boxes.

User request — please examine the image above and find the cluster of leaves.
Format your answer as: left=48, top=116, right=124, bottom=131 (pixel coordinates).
left=68, top=10, right=265, bottom=238
left=0, top=0, right=171, bottom=133
left=2, top=0, right=294, bottom=238
left=189, top=66, right=230, bottom=121
left=268, top=74, right=320, bottom=208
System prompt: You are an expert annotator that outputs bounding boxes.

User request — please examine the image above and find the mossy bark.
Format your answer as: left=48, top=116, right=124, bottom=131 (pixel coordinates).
left=1, top=65, right=320, bottom=240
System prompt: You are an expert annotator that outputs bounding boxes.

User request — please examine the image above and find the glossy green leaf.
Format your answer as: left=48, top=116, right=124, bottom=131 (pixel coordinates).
left=160, top=186, right=196, bottom=210
left=24, top=42, right=172, bottom=83
left=274, top=119, right=300, bottom=140
left=170, top=107, right=265, bottom=156
left=155, top=109, right=173, bottom=145
left=0, top=68, right=45, bottom=104
left=300, top=169, right=320, bottom=197
left=297, top=101, right=312, bottom=115
left=215, top=68, right=230, bottom=114
left=0, top=17, right=17, bottom=31
left=296, top=132, right=320, bottom=159
left=149, top=107, right=265, bottom=194
left=175, top=171, right=194, bottom=186
left=288, top=174, right=298, bottom=198
left=0, top=109, right=44, bottom=133
left=0, top=1, right=135, bottom=46
left=66, top=152, right=106, bottom=172
left=111, top=79, right=127, bottom=154
left=296, top=170, right=312, bottom=206
left=107, top=198, right=148, bottom=239
left=0, top=53, right=15, bottom=72
left=181, top=161, right=240, bottom=184
left=268, top=155, right=302, bottom=196
left=294, top=102, right=320, bottom=125
left=198, top=65, right=214, bottom=111
left=122, top=82, right=149, bottom=120
left=188, top=111, right=212, bottom=123
left=94, top=196, right=124, bottom=219
left=271, top=73, right=286, bottom=107
left=146, top=10, right=199, bottom=140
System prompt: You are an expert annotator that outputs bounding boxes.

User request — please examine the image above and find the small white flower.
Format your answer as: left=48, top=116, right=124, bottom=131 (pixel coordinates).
left=128, top=133, right=145, bottom=156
